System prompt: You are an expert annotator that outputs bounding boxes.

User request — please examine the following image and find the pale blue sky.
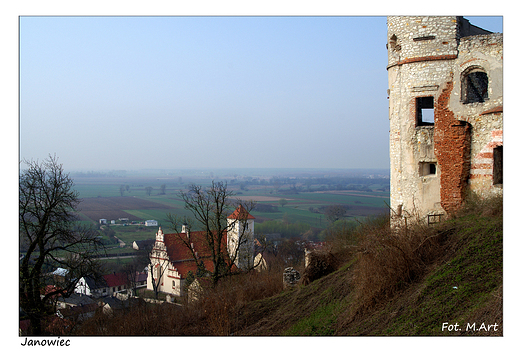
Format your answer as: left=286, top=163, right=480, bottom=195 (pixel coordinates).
left=19, top=16, right=503, bottom=171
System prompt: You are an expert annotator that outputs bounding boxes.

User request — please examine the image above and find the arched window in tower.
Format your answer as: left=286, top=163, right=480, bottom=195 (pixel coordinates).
left=462, top=68, right=488, bottom=104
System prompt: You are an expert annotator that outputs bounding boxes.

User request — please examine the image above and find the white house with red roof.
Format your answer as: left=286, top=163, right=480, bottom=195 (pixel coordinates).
left=75, top=272, right=129, bottom=298
left=146, top=205, right=257, bottom=297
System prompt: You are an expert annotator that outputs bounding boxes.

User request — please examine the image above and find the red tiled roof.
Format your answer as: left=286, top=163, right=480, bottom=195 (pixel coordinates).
left=103, top=273, right=128, bottom=287
left=41, top=285, right=63, bottom=299
left=171, top=259, right=214, bottom=277
left=171, top=257, right=238, bottom=278
left=228, top=205, right=255, bottom=220
left=156, top=205, right=254, bottom=278
left=161, top=230, right=231, bottom=278
left=163, top=230, right=227, bottom=262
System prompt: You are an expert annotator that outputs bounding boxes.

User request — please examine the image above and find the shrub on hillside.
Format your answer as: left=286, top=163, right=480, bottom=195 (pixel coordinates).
left=324, top=219, right=359, bottom=262
left=188, top=266, right=285, bottom=335
left=458, top=192, right=503, bottom=218
left=75, top=263, right=285, bottom=335
left=301, top=251, right=339, bottom=285
left=352, top=215, right=444, bottom=311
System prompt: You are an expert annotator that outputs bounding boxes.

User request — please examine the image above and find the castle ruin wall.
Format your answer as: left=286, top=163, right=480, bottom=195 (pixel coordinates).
left=387, top=16, right=502, bottom=224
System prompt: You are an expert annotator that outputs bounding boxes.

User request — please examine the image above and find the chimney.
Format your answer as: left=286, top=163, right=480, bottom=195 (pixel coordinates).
left=182, top=224, right=190, bottom=239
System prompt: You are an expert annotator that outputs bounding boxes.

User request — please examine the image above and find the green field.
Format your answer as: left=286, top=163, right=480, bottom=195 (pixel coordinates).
left=72, top=172, right=390, bottom=250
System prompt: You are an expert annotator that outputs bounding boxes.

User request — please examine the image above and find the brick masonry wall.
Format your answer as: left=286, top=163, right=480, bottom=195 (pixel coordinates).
left=434, top=81, right=472, bottom=215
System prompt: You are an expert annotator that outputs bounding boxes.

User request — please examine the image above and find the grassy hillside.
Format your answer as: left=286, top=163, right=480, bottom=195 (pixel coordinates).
left=74, top=195, right=502, bottom=339
left=234, top=196, right=502, bottom=336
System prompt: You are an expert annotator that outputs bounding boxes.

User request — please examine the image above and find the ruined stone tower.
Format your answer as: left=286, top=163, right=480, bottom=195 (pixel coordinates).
left=387, top=16, right=502, bottom=225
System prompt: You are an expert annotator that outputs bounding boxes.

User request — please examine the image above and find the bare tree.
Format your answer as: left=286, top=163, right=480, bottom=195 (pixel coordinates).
left=19, top=155, right=105, bottom=335
left=145, top=186, right=153, bottom=196
left=324, top=204, right=349, bottom=223
left=159, top=184, right=166, bottom=195
left=166, top=181, right=259, bottom=287
left=122, top=254, right=147, bottom=297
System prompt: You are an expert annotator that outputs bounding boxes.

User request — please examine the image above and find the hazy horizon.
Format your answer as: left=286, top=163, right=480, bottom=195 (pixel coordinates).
left=19, top=16, right=503, bottom=171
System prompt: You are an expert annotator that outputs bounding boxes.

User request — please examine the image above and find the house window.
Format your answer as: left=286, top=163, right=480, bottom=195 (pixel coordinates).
left=172, top=281, right=176, bottom=288
left=420, top=162, right=437, bottom=177
left=462, top=69, right=488, bottom=104
left=416, top=96, right=435, bottom=126
left=493, top=146, right=503, bottom=185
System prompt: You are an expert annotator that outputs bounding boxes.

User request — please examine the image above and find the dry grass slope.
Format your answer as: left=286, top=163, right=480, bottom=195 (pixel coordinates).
left=236, top=194, right=502, bottom=336
left=73, top=194, right=502, bottom=336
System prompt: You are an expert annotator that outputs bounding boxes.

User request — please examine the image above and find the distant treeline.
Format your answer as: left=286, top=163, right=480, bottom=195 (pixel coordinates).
left=232, top=175, right=389, bottom=193
left=72, top=170, right=127, bottom=178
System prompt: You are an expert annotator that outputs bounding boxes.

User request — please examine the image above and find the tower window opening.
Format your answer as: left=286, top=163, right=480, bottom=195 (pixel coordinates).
left=493, top=146, right=503, bottom=185
left=462, top=70, right=488, bottom=104
left=416, top=96, right=435, bottom=126
left=420, top=162, right=437, bottom=177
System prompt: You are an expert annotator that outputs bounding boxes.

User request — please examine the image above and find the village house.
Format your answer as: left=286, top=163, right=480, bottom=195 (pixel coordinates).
left=145, top=220, right=158, bottom=227
left=132, top=238, right=155, bottom=251
left=56, top=302, right=98, bottom=323
left=56, top=293, right=96, bottom=310
left=75, top=272, right=129, bottom=298
left=147, top=205, right=263, bottom=297
left=99, top=296, right=140, bottom=315
left=51, top=267, right=69, bottom=283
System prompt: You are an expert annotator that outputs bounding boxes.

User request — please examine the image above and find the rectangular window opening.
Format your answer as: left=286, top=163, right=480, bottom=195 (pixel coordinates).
left=416, top=96, right=435, bottom=126
left=420, top=162, right=437, bottom=177
left=493, top=146, right=503, bottom=185
left=429, top=163, right=436, bottom=175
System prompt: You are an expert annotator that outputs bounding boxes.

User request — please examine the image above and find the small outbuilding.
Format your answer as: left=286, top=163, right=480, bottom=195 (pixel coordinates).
left=145, top=220, right=158, bottom=227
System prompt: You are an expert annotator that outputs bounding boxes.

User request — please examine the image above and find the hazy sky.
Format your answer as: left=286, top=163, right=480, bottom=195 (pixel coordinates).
left=19, top=15, right=503, bottom=171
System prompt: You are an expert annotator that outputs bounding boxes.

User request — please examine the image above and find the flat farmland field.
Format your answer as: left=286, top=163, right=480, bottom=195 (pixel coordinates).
left=78, top=196, right=177, bottom=223
left=253, top=190, right=389, bottom=225
left=71, top=172, right=390, bottom=244
left=108, top=225, right=158, bottom=245
left=76, top=188, right=389, bottom=227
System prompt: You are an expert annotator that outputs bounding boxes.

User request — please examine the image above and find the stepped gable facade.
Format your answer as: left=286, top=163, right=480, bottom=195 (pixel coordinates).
left=146, top=205, right=256, bottom=297
left=387, top=16, right=503, bottom=225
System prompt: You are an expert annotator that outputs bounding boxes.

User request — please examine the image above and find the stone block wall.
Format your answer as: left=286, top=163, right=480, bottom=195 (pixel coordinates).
left=387, top=16, right=502, bottom=224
